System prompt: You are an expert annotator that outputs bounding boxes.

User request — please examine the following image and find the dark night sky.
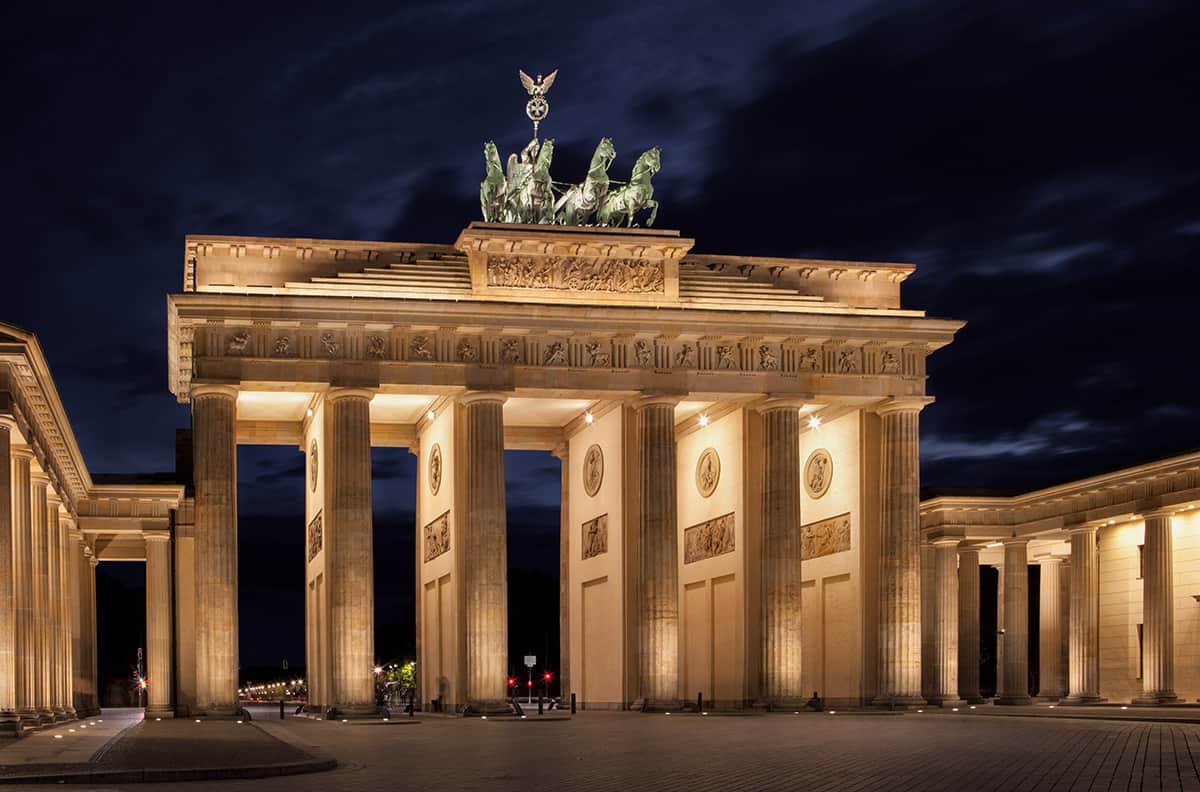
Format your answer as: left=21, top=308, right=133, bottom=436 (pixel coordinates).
left=7, top=1, right=1199, bottom=674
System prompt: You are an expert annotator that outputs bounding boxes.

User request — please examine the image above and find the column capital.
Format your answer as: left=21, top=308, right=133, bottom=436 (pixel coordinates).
left=957, top=545, right=981, bottom=559
left=871, top=396, right=934, bottom=416
left=143, top=530, right=172, bottom=544
left=30, top=470, right=51, bottom=488
left=1001, top=536, right=1029, bottom=547
left=757, top=397, right=809, bottom=414
left=1067, top=523, right=1100, bottom=536
left=549, top=442, right=568, bottom=460
left=931, top=537, right=961, bottom=548
left=45, top=489, right=63, bottom=509
left=68, top=528, right=84, bottom=542
left=458, top=390, right=509, bottom=407
left=0, top=414, right=18, bottom=433
left=325, top=387, right=375, bottom=403
left=1142, top=507, right=1176, bottom=521
left=632, top=393, right=681, bottom=410
left=11, top=444, right=34, bottom=461
left=1037, top=555, right=1067, bottom=565
left=190, top=383, right=238, bottom=400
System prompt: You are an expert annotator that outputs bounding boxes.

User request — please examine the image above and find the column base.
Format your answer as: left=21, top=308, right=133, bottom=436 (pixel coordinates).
left=633, top=698, right=683, bottom=713
left=461, top=700, right=517, bottom=717
left=145, top=706, right=175, bottom=719
left=926, top=697, right=967, bottom=708
left=51, top=707, right=67, bottom=722
left=62, top=706, right=77, bottom=719
left=0, top=714, right=23, bottom=738
left=195, top=705, right=245, bottom=720
left=995, top=695, right=1033, bottom=706
left=958, top=694, right=987, bottom=704
left=759, top=697, right=811, bottom=712
left=1132, top=692, right=1179, bottom=706
left=871, top=695, right=926, bottom=710
left=36, top=709, right=55, bottom=725
left=1060, top=695, right=1106, bottom=705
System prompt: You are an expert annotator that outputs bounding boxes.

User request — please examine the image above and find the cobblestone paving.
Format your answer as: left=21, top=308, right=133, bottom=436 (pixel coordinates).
left=11, top=711, right=1200, bottom=791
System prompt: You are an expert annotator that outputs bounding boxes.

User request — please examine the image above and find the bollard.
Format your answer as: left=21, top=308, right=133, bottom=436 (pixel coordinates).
left=571, top=692, right=576, bottom=714
left=697, top=692, right=702, bottom=713
left=538, top=695, right=544, bottom=715
left=279, top=699, right=285, bottom=720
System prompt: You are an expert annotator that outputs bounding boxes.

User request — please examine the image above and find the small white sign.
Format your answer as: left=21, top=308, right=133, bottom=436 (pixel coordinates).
left=524, top=655, right=536, bottom=668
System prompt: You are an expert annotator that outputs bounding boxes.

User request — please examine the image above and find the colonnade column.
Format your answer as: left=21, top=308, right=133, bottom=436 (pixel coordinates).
left=1064, top=525, right=1102, bottom=703
left=460, top=391, right=509, bottom=713
left=0, top=423, right=18, bottom=734
left=145, top=531, right=175, bottom=718
left=85, top=552, right=99, bottom=714
left=760, top=403, right=802, bottom=707
left=12, top=446, right=34, bottom=727
left=957, top=547, right=982, bottom=703
left=57, top=513, right=75, bottom=719
left=872, top=399, right=926, bottom=706
left=67, top=525, right=84, bottom=717
left=635, top=396, right=679, bottom=709
left=191, top=385, right=239, bottom=717
left=552, top=443, right=570, bottom=703
left=325, top=389, right=376, bottom=717
left=45, top=495, right=64, bottom=720
left=1037, top=557, right=1066, bottom=700
left=997, top=538, right=1031, bottom=705
left=30, top=472, right=52, bottom=722
left=1135, top=510, right=1177, bottom=704
left=929, top=539, right=963, bottom=705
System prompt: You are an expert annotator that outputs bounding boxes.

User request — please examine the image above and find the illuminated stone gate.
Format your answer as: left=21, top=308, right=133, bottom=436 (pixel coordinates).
left=167, top=221, right=962, bottom=714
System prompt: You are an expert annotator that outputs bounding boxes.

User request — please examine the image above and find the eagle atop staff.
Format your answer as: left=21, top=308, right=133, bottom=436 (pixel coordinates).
left=519, top=68, right=557, bottom=139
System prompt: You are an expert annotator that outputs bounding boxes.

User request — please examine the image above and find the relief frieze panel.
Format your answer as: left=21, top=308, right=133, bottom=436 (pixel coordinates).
left=486, top=255, right=665, bottom=294
left=423, top=510, right=450, bottom=562
left=307, top=510, right=323, bottom=562
left=582, top=514, right=608, bottom=560
left=684, top=512, right=735, bottom=564
left=801, top=512, right=851, bottom=559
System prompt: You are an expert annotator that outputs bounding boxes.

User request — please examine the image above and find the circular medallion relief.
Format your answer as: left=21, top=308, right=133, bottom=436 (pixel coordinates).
left=309, top=439, right=318, bottom=493
left=583, top=444, right=604, bottom=497
left=429, top=443, right=443, bottom=496
left=695, top=447, right=721, bottom=498
left=805, top=448, right=833, bottom=499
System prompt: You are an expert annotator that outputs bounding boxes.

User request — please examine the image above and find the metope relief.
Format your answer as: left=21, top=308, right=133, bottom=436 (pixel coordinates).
left=486, top=255, right=665, bottom=294
left=408, top=335, right=434, bottom=361
left=804, top=448, right=833, bottom=499
left=582, top=514, right=608, bottom=560
left=695, top=447, right=721, bottom=498
left=319, top=333, right=340, bottom=358
left=423, top=511, right=450, bottom=562
left=366, top=335, right=388, bottom=359
left=801, top=512, right=851, bottom=559
left=272, top=336, right=293, bottom=357
left=226, top=331, right=250, bottom=355
left=584, top=341, right=610, bottom=367
left=543, top=340, right=567, bottom=366
left=428, top=443, right=443, bottom=495
left=684, top=512, right=735, bottom=564
left=456, top=337, right=479, bottom=362
left=307, top=510, right=323, bottom=562
left=583, top=444, right=604, bottom=497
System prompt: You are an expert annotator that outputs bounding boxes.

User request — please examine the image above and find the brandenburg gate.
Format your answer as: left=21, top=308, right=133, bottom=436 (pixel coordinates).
left=166, top=217, right=962, bottom=715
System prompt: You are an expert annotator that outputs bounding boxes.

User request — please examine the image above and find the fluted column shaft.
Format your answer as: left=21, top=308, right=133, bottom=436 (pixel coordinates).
left=12, top=449, right=34, bottom=725
left=636, top=398, right=678, bottom=707
left=920, top=542, right=935, bottom=701
left=957, top=548, right=982, bottom=703
left=1065, top=526, right=1101, bottom=703
left=57, top=513, right=75, bottom=718
left=68, top=528, right=84, bottom=717
left=552, top=444, right=570, bottom=701
left=874, top=403, right=924, bottom=705
left=930, top=540, right=961, bottom=704
left=997, top=539, right=1031, bottom=704
left=30, top=474, right=52, bottom=721
left=0, top=426, right=18, bottom=731
left=1038, top=558, right=1066, bottom=699
left=85, top=554, right=99, bottom=714
left=761, top=406, right=802, bottom=704
left=45, top=499, right=64, bottom=718
left=145, top=532, right=175, bottom=717
left=462, top=392, right=508, bottom=710
left=326, top=390, right=376, bottom=715
left=192, top=386, right=239, bottom=716
left=1136, top=511, right=1177, bottom=704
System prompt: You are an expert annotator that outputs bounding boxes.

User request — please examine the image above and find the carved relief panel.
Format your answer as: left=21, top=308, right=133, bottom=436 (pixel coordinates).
left=801, top=513, right=851, bottom=559
left=307, top=511, right=323, bottom=562
left=583, top=444, right=604, bottom=497
left=423, top=510, right=450, bottom=562
left=428, top=444, right=443, bottom=496
left=582, top=514, right=608, bottom=560
left=695, top=448, right=720, bottom=498
left=804, top=448, right=833, bottom=499
left=684, top=512, right=736, bottom=564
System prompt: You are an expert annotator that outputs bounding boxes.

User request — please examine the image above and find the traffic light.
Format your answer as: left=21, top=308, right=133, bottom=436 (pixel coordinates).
left=543, top=672, right=552, bottom=682
left=508, top=677, right=516, bottom=688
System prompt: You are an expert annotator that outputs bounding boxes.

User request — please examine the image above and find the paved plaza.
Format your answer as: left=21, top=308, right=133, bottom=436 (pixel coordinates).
left=5, top=707, right=1200, bottom=790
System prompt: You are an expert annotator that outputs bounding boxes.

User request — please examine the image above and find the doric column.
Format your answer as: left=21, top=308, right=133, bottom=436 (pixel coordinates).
left=1037, top=557, right=1066, bottom=699
left=993, top=562, right=1004, bottom=698
left=1059, top=563, right=1070, bottom=697
left=57, top=512, right=75, bottom=719
left=1064, top=526, right=1102, bottom=703
left=552, top=443, right=570, bottom=702
left=997, top=538, right=1031, bottom=705
left=460, top=391, right=509, bottom=712
left=191, top=385, right=239, bottom=716
left=45, top=493, right=65, bottom=719
left=0, top=423, right=19, bottom=733
left=325, top=389, right=376, bottom=717
left=929, top=539, right=963, bottom=705
left=86, top=553, right=99, bottom=714
left=11, top=446, right=34, bottom=727
left=68, top=526, right=84, bottom=717
left=635, top=395, right=679, bottom=709
left=760, top=403, right=802, bottom=706
left=957, top=547, right=982, bottom=703
left=872, top=400, right=926, bottom=706
left=30, top=471, right=53, bottom=722
left=920, top=541, right=935, bottom=702
left=144, top=530, right=175, bottom=718
left=1135, top=510, right=1177, bottom=704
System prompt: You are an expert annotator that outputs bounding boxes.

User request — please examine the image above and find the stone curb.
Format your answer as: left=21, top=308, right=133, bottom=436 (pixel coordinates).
left=0, top=756, right=337, bottom=785
left=959, top=709, right=1200, bottom=725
